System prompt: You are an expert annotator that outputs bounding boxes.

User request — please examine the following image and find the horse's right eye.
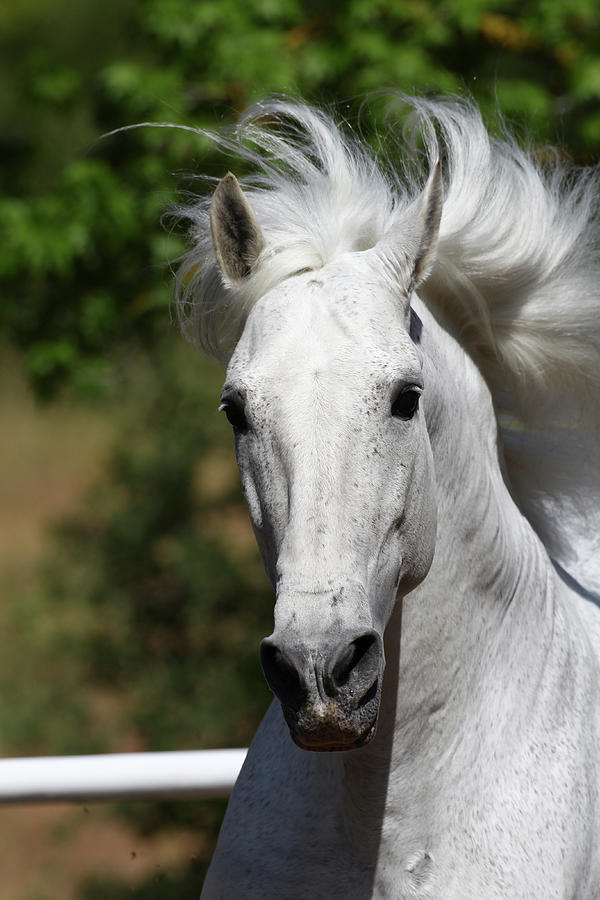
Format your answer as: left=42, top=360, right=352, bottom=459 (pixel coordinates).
left=221, top=399, right=248, bottom=432
left=391, top=387, right=421, bottom=420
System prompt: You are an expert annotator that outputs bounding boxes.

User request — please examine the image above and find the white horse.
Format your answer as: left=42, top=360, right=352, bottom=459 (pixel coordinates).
left=174, top=97, right=600, bottom=898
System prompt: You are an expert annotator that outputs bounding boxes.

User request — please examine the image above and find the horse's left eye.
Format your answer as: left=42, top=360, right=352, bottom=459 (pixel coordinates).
left=391, top=388, right=420, bottom=420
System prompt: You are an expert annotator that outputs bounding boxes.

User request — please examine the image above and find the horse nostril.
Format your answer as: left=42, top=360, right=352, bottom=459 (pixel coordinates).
left=329, top=631, right=381, bottom=696
left=260, top=639, right=306, bottom=712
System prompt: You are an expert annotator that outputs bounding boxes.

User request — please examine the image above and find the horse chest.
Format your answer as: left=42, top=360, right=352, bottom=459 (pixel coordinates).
left=202, top=686, right=600, bottom=899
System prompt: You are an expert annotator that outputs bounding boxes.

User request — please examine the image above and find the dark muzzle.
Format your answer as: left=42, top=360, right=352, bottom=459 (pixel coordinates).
left=260, top=630, right=384, bottom=751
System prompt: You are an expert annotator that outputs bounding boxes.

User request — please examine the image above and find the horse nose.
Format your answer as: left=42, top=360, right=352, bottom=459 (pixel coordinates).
left=260, top=630, right=382, bottom=710
left=327, top=631, right=381, bottom=699
left=259, top=640, right=307, bottom=711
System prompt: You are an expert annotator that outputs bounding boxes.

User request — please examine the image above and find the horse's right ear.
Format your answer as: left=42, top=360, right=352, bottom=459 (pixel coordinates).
left=373, top=160, right=443, bottom=300
left=210, top=173, right=265, bottom=281
left=408, top=160, right=443, bottom=294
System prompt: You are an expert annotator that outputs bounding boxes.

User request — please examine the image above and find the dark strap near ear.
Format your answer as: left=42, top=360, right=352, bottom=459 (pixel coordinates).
left=409, top=308, right=423, bottom=344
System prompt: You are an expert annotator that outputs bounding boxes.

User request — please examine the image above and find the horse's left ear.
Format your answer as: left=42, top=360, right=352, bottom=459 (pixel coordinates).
left=210, top=172, right=265, bottom=280
left=375, top=160, right=443, bottom=297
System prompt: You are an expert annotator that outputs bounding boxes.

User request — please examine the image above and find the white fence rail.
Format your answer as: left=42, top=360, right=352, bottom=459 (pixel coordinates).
left=0, top=748, right=247, bottom=805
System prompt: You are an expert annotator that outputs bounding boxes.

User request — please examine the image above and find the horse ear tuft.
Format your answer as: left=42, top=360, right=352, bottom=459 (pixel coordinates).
left=210, top=173, right=265, bottom=280
left=409, top=159, right=443, bottom=294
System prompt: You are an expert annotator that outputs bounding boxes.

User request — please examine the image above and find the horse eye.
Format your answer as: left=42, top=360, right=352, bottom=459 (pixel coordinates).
left=222, top=400, right=248, bottom=432
left=391, top=388, right=420, bottom=420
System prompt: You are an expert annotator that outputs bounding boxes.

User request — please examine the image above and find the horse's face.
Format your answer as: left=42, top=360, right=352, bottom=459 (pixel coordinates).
left=211, top=168, right=443, bottom=751
left=223, top=263, right=437, bottom=750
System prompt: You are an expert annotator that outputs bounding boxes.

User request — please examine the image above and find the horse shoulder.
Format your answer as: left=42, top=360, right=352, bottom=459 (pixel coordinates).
left=201, top=701, right=360, bottom=899
left=540, top=578, right=600, bottom=883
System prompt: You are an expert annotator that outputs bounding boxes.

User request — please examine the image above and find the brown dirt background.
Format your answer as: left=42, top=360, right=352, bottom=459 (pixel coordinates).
left=0, top=353, right=209, bottom=899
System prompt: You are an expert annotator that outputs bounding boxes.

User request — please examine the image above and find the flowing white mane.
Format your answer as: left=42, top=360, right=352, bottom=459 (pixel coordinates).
left=174, top=96, right=600, bottom=594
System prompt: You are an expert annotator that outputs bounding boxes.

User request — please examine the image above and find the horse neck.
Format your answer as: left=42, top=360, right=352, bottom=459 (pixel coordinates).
left=398, top=308, right=555, bottom=727
left=342, top=302, right=557, bottom=837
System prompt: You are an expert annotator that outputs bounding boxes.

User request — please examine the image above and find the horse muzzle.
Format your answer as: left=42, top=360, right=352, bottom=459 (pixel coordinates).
left=260, top=630, right=384, bottom=752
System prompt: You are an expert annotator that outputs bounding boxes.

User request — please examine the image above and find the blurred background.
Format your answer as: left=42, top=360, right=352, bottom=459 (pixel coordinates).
left=1, top=0, right=599, bottom=896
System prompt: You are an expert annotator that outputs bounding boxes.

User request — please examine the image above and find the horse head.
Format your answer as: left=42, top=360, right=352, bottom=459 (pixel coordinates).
left=210, top=165, right=443, bottom=752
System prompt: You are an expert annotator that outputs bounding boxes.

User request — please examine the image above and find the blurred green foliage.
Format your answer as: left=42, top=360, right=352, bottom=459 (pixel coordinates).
left=48, top=344, right=273, bottom=752
left=2, top=0, right=600, bottom=896
left=2, top=0, right=600, bottom=395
